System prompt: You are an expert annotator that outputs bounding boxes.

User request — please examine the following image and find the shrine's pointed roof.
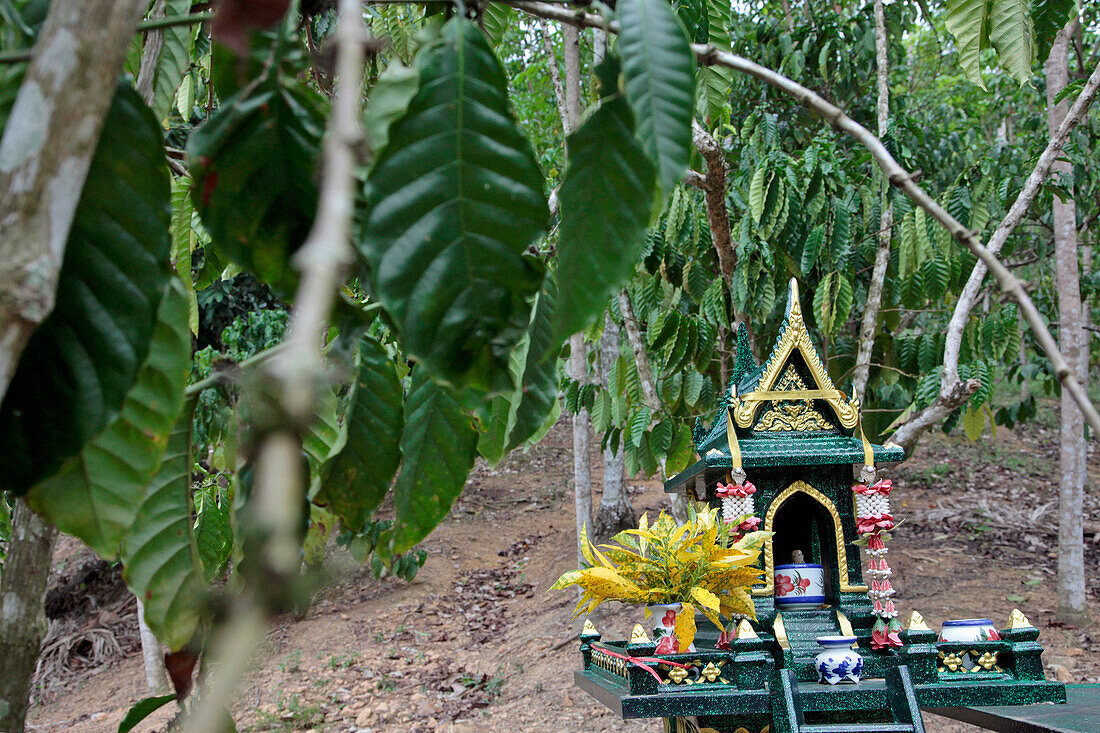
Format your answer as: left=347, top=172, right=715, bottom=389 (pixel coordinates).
left=671, top=279, right=903, bottom=491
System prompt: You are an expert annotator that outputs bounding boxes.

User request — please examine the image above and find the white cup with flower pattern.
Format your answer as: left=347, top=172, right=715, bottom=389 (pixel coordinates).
left=774, top=563, right=825, bottom=610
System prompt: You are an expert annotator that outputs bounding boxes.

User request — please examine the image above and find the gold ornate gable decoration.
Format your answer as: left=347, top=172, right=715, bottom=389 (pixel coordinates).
left=731, top=279, right=859, bottom=431
left=752, top=365, right=834, bottom=432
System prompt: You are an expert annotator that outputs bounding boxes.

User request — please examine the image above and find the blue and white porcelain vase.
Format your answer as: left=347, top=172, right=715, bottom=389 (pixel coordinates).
left=815, top=635, right=863, bottom=685
left=774, top=563, right=825, bottom=610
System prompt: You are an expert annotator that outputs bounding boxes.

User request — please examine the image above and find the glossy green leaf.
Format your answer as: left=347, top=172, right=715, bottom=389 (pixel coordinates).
left=318, top=336, right=404, bottom=532
left=118, top=694, right=177, bottom=733
left=121, top=397, right=205, bottom=651
left=618, top=0, right=696, bottom=193
left=989, top=0, right=1035, bottom=85
left=302, top=387, right=341, bottom=494
left=665, top=423, right=695, bottom=475
left=149, top=0, right=195, bottom=123
left=479, top=3, right=514, bottom=47
left=187, top=76, right=326, bottom=297
left=27, top=282, right=190, bottom=559
left=363, top=60, right=419, bottom=156
left=170, top=177, right=199, bottom=334
left=945, top=0, right=989, bottom=89
left=813, top=271, right=854, bottom=339
left=0, top=85, right=172, bottom=494
left=359, top=19, right=548, bottom=393
left=506, top=280, right=561, bottom=452
left=696, top=0, right=731, bottom=123
left=555, top=57, right=657, bottom=341
left=193, top=482, right=233, bottom=583
left=800, top=224, right=825, bottom=274
left=385, top=370, right=478, bottom=555
left=1032, top=0, right=1076, bottom=64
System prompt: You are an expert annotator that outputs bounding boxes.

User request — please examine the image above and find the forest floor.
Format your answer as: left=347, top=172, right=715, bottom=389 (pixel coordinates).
left=25, top=400, right=1100, bottom=733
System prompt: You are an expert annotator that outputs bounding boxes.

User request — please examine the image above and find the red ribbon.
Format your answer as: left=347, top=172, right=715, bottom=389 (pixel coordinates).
left=596, top=648, right=692, bottom=683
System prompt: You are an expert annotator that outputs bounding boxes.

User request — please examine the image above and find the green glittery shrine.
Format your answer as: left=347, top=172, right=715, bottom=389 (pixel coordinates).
left=572, top=280, right=1065, bottom=733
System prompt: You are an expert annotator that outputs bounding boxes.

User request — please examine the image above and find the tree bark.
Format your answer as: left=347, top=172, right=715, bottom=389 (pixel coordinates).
left=137, top=598, right=171, bottom=695
left=0, top=501, right=59, bottom=731
left=1047, top=25, right=1088, bottom=627
left=559, top=21, right=592, bottom=569
left=851, top=0, right=892, bottom=407
left=0, top=0, right=147, bottom=402
left=594, top=315, right=633, bottom=543
left=135, top=0, right=167, bottom=106
left=617, top=290, right=689, bottom=521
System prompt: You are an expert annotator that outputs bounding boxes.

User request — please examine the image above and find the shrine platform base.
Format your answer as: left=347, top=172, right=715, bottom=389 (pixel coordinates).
left=928, top=683, right=1100, bottom=733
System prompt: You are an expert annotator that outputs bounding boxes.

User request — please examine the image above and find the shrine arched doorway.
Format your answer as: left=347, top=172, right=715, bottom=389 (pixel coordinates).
left=754, top=481, right=851, bottom=603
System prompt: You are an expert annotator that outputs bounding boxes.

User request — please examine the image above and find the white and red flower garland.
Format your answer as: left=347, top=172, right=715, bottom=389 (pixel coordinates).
left=715, top=481, right=760, bottom=539
left=853, top=478, right=903, bottom=649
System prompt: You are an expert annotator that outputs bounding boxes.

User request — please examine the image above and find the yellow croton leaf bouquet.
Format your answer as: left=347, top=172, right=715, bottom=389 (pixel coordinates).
left=551, top=505, right=769, bottom=651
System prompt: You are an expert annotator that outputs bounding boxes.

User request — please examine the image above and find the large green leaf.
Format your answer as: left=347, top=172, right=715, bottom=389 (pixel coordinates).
left=363, top=60, right=420, bottom=156
left=989, top=0, right=1035, bottom=85
left=506, top=279, right=561, bottom=452
left=357, top=18, right=548, bottom=394
left=0, top=84, right=172, bottom=494
left=193, top=482, right=233, bottom=583
left=26, top=282, right=190, bottom=559
left=187, top=76, right=326, bottom=297
left=554, top=57, right=657, bottom=340
left=316, top=336, right=404, bottom=532
left=696, top=0, right=732, bottom=124
left=121, top=397, right=205, bottom=651
left=618, top=0, right=696, bottom=193
left=384, top=369, right=478, bottom=555
left=1032, top=0, right=1076, bottom=65
left=945, top=0, right=989, bottom=89
left=149, top=0, right=195, bottom=123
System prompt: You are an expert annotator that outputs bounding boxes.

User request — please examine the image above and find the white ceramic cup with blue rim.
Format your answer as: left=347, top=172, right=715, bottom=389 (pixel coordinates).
left=774, top=563, right=825, bottom=609
left=938, top=618, right=999, bottom=643
left=815, top=635, right=863, bottom=684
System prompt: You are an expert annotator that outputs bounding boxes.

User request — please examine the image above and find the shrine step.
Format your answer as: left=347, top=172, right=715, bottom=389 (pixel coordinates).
left=800, top=721, right=910, bottom=726
left=771, top=666, right=927, bottom=733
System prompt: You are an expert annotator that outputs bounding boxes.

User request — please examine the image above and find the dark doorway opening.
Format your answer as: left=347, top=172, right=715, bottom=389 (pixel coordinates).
left=771, top=491, right=838, bottom=601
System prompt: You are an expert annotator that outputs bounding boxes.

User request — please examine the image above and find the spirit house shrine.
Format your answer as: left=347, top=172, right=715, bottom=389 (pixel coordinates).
left=572, top=279, right=1065, bottom=733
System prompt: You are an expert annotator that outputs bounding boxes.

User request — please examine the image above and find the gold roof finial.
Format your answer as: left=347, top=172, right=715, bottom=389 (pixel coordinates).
left=907, top=611, right=932, bottom=631
left=735, top=619, right=758, bottom=640
left=787, top=278, right=801, bottom=318
left=629, top=624, right=651, bottom=644
left=1008, top=609, right=1034, bottom=630
left=582, top=619, right=599, bottom=635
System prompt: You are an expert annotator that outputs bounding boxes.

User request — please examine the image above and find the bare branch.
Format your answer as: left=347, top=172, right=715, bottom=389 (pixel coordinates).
left=889, top=379, right=981, bottom=455
left=537, top=20, right=569, bottom=136
left=0, top=0, right=147, bottom=401
left=180, top=1, right=369, bottom=729
left=851, top=0, right=892, bottom=407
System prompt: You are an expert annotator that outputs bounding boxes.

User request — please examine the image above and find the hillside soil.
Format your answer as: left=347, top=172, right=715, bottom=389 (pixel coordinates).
left=26, top=405, right=1100, bottom=733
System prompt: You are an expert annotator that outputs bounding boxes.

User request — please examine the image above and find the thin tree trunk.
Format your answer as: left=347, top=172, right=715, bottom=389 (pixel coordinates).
left=0, top=0, right=146, bottom=401
left=0, top=501, right=59, bottom=731
left=594, top=315, right=633, bottom=543
left=1047, top=24, right=1088, bottom=627
left=852, top=0, right=892, bottom=407
left=617, top=290, right=689, bottom=521
left=560, top=20, right=592, bottom=569
left=137, top=598, right=171, bottom=695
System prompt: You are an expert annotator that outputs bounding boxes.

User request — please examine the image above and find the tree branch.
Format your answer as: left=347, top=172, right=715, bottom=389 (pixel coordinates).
left=180, top=1, right=368, bottom=729
left=851, top=0, right=892, bottom=406
left=617, top=289, right=661, bottom=413
left=507, top=0, right=1100, bottom=438
left=0, top=0, right=147, bottom=401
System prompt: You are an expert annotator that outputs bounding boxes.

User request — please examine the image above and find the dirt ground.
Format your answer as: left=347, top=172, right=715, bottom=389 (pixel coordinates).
left=25, top=404, right=1100, bottom=733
